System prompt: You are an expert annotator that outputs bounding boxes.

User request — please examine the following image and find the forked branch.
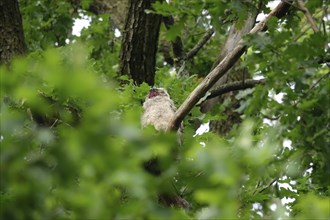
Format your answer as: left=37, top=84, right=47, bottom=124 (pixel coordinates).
left=167, top=1, right=293, bottom=131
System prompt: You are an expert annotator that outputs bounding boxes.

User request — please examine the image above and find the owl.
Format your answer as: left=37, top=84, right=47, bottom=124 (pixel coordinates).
left=141, top=87, right=177, bottom=131
left=141, top=88, right=189, bottom=208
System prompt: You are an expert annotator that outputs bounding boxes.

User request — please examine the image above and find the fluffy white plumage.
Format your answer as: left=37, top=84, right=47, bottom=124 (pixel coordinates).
left=141, top=88, right=177, bottom=131
left=140, top=88, right=189, bottom=208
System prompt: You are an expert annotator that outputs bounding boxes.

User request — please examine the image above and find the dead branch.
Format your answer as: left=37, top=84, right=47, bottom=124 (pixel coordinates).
left=206, top=79, right=265, bottom=100
left=167, top=1, right=293, bottom=131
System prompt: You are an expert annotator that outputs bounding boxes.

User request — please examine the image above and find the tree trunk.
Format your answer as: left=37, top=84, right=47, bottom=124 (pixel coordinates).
left=0, top=0, right=26, bottom=64
left=119, top=0, right=162, bottom=86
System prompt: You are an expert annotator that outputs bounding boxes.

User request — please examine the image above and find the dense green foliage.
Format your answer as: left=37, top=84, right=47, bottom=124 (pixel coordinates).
left=1, top=0, right=329, bottom=219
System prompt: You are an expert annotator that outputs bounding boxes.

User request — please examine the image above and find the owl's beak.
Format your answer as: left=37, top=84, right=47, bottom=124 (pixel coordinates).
left=149, top=88, right=159, bottom=98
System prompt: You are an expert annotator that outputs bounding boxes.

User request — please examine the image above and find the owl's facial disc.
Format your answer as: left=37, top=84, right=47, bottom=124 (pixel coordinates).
left=149, top=88, right=160, bottom=98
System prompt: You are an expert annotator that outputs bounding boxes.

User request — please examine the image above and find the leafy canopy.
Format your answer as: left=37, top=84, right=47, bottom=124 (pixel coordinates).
left=1, top=0, right=329, bottom=219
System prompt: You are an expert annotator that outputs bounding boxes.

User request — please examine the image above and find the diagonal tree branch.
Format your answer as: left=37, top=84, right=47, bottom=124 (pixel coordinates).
left=296, top=0, right=320, bottom=33
left=206, top=79, right=265, bottom=100
left=167, top=1, right=293, bottom=131
left=185, top=28, right=215, bottom=60
left=200, top=5, right=259, bottom=115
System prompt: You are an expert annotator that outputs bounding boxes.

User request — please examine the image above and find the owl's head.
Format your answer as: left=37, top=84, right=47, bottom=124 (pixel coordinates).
left=148, top=88, right=170, bottom=99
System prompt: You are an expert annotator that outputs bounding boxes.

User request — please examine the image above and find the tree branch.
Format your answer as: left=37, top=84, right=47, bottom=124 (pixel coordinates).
left=185, top=28, right=215, bottom=60
left=163, top=16, right=215, bottom=73
left=296, top=0, right=320, bottom=33
left=255, top=178, right=278, bottom=194
left=167, top=1, right=293, bottom=131
left=206, top=79, right=265, bottom=100
left=307, top=71, right=330, bottom=93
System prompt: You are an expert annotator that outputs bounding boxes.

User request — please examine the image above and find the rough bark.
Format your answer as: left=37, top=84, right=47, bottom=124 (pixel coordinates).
left=119, top=0, right=162, bottom=86
left=0, top=0, right=26, bottom=64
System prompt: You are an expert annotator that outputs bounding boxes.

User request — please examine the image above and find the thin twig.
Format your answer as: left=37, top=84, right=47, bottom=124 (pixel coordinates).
left=282, top=0, right=295, bottom=7
left=206, top=79, right=265, bottom=100
left=307, top=71, right=330, bottom=93
left=322, top=5, right=328, bottom=36
left=261, top=113, right=281, bottom=121
left=293, top=9, right=323, bottom=42
left=50, top=119, right=59, bottom=129
left=290, top=71, right=330, bottom=108
left=253, top=178, right=278, bottom=195
left=185, top=28, right=215, bottom=60
left=294, top=25, right=311, bottom=42
left=296, top=0, right=320, bottom=33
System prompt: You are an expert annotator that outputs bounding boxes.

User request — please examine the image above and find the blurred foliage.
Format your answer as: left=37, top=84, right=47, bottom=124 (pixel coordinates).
left=20, top=0, right=76, bottom=51
left=1, top=0, right=330, bottom=219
